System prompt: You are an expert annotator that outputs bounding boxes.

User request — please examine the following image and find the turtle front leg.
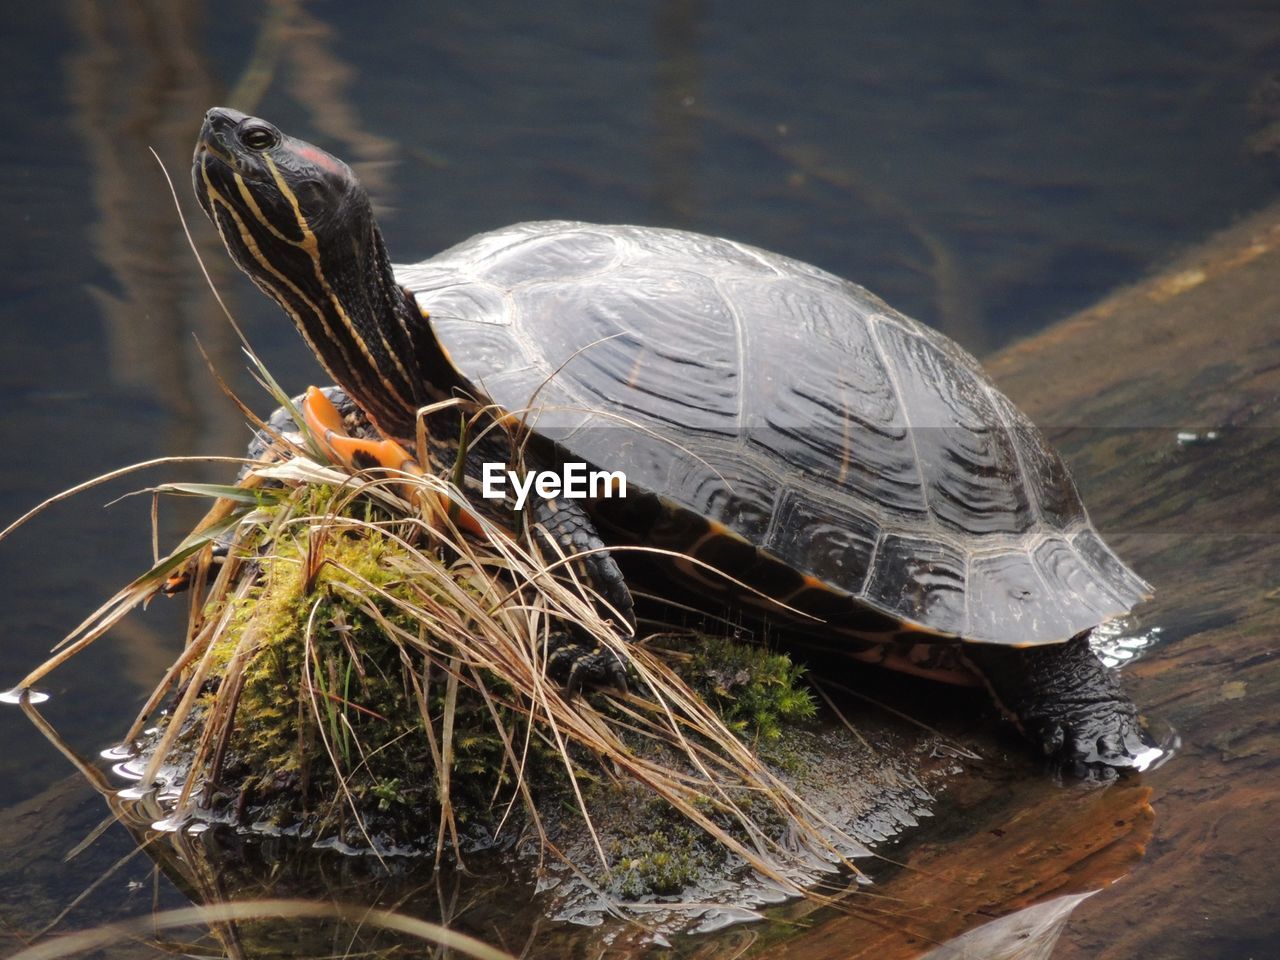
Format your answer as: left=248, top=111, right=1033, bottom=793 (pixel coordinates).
left=531, top=496, right=635, bottom=693
left=300, top=387, right=494, bottom=536
left=532, top=496, right=636, bottom=632
left=964, top=634, right=1162, bottom=779
left=302, top=386, right=421, bottom=479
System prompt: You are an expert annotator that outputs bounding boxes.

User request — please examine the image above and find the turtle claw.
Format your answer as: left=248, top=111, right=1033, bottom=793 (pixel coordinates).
left=1033, top=706, right=1158, bottom=781
left=546, top=631, right=628, bottom=696
left=302, top=384, right=348, bottom=440
left=161, top=536, right=232, bottom=595
left=1036, top=721, right=1066, bottom=757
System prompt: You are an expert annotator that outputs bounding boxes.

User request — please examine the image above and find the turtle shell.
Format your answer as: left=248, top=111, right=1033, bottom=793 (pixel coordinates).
left=396, top=222, right=1150, bottom=646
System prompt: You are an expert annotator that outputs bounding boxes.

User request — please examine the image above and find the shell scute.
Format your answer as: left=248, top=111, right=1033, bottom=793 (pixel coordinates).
left=865, top=535, right=969, bottom=636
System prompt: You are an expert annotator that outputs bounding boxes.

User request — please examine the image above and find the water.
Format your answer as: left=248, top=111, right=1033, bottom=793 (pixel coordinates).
left=1, top=1, right=1278, bottom=957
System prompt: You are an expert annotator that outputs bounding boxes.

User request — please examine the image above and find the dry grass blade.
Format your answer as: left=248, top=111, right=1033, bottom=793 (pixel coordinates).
left=0, top=455, right=248, bottom=547
left=6, top=898, right=514, bottom=960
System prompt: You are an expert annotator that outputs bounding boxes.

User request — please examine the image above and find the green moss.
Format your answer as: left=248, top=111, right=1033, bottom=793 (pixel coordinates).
left=683, top=635, right=817, bottom=744
left=608, top=820, right=718, bottom=899
left=168, top=486, right=537, bottom=841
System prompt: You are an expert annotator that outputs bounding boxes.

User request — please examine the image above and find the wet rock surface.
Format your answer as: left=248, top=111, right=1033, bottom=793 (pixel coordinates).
left=983, top=200, right=1280, bottom=960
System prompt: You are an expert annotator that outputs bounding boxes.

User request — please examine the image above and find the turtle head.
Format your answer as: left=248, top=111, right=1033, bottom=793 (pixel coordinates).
left=193, top=107, right=425, bottom=436
left=193, top=107, right=372, bottom=262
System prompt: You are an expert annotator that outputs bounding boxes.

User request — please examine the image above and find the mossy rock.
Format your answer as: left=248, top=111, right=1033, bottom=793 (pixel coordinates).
left=144, top=477, right=861, bottom=902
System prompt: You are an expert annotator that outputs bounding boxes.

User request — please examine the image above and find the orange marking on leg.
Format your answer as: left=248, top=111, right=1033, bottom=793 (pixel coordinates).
left=161, top=569, right=193, bottom=595
left=302, top=386, right=348, bottom=460
left=299, top=387, right=490, bottom=538
left=327, top=435, right=419, bottom=474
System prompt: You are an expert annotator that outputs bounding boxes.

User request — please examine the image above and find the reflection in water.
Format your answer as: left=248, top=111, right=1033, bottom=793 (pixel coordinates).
left=919, top=892, right=1095, bottom=960
left=62, top=0, right=406, bottom=693
left=64, top=0, right=236, bottom=688
left=67, top=0, right=234, bottom=430
left=67, top=0, right=398, bottom=448
left=729, top=777, right=1153, bottom=960
left=231, top=0, right=399, bottom=207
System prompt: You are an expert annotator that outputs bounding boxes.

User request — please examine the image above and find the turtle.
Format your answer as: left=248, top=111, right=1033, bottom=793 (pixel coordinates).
left=192, top=106, right=1161, bottom=777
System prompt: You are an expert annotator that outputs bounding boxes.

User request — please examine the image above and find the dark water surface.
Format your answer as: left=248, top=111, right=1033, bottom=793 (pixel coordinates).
left=1, top=1, right=1278, bottom=957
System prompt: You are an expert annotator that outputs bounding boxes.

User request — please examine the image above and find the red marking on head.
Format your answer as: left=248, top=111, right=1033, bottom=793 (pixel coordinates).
left=295, top=143, right=343, bottom=175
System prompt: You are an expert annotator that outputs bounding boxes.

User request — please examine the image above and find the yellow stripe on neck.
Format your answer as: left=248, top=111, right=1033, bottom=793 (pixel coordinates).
left=263, top=156, right=418, bottom=413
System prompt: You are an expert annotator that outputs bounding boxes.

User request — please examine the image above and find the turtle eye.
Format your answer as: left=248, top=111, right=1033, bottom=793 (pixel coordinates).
left=240, top=123, right=280, bottom=151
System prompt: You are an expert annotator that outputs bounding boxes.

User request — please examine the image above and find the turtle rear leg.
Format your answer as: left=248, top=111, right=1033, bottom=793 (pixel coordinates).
left=964, top=633, right=1162, bottom=779
left=531, top=495, right=635, bottom=693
